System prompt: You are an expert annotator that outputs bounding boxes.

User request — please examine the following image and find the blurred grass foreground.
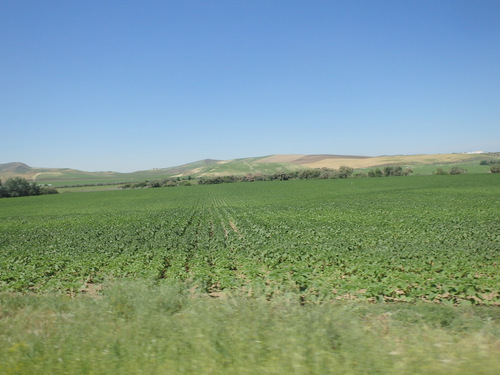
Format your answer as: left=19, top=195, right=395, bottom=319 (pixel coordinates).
left=1, top=280, right=499, bottom=375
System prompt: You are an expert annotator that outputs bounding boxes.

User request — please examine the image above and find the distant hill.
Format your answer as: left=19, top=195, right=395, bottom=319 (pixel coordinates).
left=262, top=153, right=495, bottom=170
left=1, top=152, right=498, bottom=186
left=0, top=162, right=33, bottom=174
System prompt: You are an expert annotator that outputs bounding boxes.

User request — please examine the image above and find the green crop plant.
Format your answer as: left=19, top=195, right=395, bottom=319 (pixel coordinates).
left=0, top=174, right=498, bottom=305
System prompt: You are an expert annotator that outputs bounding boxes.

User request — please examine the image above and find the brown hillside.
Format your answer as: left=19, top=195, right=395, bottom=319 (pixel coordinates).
left=299, top=153, right=486, bottom=169
left=293, top=154, right=371, bottom=165
left=256, top=154, right=371, bottom=166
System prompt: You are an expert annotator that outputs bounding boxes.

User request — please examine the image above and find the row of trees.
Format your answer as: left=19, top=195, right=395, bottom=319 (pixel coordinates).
left=479, top=159, right=500, bottom=165
left=122, top=165, right=418, bottom=189
left=0, top=177, right=58, bottom=198
left=195, top=165, right=412, bottom=184
left=364, top=166, right=413, bottom=178
left=122, top=178, right=193, bottom=189
left=127, top=163, right=496, bottom=186
left=434, top=167, right=467, bottom=175
left=121, top=167, right=356, bottom=189
left=197, top=166, right=355, bottom=185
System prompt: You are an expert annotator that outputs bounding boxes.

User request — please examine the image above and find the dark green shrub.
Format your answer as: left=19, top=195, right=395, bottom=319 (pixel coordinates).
left=402, top=167, right=413, bottom=176
left=435, top=168, right=448, bottom=175
left=368, top=168, right=383, bottom=177
left=147, top=180, right=162, bottom=188
left=338, top=166, right=354, bottom=178
left=0, top=177, right=56, bottom=198
left=449, top=167, right=467, bottom=175
left=480, top=159, right=500, bottom=165
left=41, top=186, right=59, bottom=194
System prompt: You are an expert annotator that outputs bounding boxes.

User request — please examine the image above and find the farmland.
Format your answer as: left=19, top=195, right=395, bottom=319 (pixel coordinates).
left=1, top=175, right=498, bottom=304
left=1, top=174, right=499, bottom=374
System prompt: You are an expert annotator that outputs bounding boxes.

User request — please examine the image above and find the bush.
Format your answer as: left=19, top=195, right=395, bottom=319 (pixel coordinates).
left=383, top=166, right=394, bottom=177
left=338, top=166, right=354, bottom=178
left=402, top=167, right=413, bottom=176
left=353, top=172, right=367, bottom=178
left=299, top=169, right=321, bottom=179
left=41, top=186, right=59, bottom=194
left=318, top=169, right=336, bottom=179
left=272, top=172, right=289, bottom=181
left=480, top=159, right=500, bottom=165
left=368, top=168, right=383, bottom=177
left=0, top=181, right=6, bottom=198
left=434, top=168, right=448, bottom=175
left=382, top=166, right=406, bottom=177
left=392, top=166, right=403, bottom=176
left=490, top=165, right=500, bottom=173
left=449, top=167, right=467, bottom=175
left=0, top=177, right=58, bottom=198
left=147, top=180, right=162, bottom=188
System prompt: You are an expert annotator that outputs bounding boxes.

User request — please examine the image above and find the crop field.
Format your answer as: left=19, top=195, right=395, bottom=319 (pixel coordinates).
left=1, top=174, right=499, bottom=303
left=1, top=174, right=499, bottom=374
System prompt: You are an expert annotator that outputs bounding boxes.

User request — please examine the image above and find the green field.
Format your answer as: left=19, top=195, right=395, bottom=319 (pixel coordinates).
left=1, top=175, right=499, bottom=374
left=355, top=160, right=496, bottom=176
left=406, top=161, right=494, bottom=175
left=1, top=175, right=498, bottom=303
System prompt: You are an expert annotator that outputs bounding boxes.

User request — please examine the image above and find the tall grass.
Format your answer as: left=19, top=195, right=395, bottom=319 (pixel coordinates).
left=1, top=281, right=499, bottom=375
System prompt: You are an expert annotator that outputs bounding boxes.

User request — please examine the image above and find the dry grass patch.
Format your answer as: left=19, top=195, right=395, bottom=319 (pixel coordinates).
left=301, top=153, right=487, bottom=169
left=255, top=154, right=306, bottom=163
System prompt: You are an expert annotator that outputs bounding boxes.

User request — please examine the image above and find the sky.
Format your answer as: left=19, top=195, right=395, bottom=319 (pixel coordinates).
left=1, top=1, right=499, bottom=172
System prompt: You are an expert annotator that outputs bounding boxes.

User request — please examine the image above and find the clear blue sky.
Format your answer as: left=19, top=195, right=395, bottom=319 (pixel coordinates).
left=1, top=1, right=499, bottom=172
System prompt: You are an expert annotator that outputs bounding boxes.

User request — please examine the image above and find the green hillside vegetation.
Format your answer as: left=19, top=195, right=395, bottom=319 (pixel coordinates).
left=187, top=159, right=306, bottom=177
left=1, top=152, right=499, bottom=188
left=0, top=158, right=306, bottom=187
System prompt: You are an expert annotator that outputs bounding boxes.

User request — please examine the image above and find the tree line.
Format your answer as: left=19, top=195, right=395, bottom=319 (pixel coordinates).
left=364, top=166, right=413, bottom=178
left=122, top=177, right=193, bottom=189
left=0, top=177, right=58, bottom=198
left=198, top=166, right=356, bottom=184
left=122, top=165, right=415, bottom=189
left=434, top=167, right=468, bottom=175
left=479, top=159, right=500, bottom=166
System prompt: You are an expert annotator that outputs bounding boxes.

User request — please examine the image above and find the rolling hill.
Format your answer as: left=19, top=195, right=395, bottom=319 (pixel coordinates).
left=1, top=152, right=498, bottom=187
